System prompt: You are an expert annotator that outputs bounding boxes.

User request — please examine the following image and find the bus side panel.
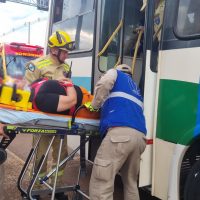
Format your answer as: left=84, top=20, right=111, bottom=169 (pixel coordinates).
left=66, top=56, right=93, bottom=92
left=139, top=50, right=157, bottom=187
left=152, top=48, right=200, bottom=199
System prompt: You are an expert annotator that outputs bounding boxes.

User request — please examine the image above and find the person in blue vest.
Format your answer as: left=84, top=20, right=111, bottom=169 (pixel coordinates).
left=85, top=64, right=147, bottom=200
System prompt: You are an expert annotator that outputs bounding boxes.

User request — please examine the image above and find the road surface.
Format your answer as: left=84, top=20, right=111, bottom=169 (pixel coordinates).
left=1, top=134, right=160, bottom=200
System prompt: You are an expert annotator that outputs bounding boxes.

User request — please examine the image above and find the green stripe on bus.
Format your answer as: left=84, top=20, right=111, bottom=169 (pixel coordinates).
left=156, top=80, right=199, bottom=145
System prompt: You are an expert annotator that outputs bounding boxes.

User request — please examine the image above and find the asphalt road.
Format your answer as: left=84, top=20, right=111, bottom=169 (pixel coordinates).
left=4, top=135, right=160, bottom=200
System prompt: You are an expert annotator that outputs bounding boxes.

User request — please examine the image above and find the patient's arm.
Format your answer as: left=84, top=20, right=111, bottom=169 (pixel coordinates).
left=57, top=86, right=77, bottom=112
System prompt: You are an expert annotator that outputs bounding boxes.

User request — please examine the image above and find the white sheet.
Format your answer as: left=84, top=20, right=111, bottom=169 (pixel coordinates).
left=0, top=108, right=99, bottom=128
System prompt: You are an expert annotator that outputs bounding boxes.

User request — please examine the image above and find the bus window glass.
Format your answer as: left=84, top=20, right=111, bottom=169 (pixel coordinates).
left=54, top=0, right=94, bottom=23
left=123, top=0, right=144, bottom=85
left=176, top=0, right=200, bottom=36
left=53, top=11, right=94, bottom=51
left=98, top=0, right=122, bottom=72
left=62, top=0, right=94, bottom=20
left=123, top=0, right=144, bottom=58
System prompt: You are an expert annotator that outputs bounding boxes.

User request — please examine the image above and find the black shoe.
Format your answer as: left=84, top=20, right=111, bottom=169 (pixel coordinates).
left=55, top=192, right=68, bottom=200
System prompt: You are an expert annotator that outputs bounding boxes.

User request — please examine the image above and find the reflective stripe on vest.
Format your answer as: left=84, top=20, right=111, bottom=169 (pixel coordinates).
left=107, top=91, right=143, bottom=109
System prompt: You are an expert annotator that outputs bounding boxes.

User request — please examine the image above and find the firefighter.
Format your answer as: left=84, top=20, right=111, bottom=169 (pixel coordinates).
left=25, top=30, right=75, bottom=200
left=85, top=64, right=147, bottom=200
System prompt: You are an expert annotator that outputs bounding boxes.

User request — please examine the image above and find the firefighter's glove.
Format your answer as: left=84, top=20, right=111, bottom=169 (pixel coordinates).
left=84, top=102, right=99, bottom=112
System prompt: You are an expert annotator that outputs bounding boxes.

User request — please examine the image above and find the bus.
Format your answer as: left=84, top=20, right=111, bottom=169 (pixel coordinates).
left=47, top=0, right=200, bottom=199
left=0, top=42, right=43, bottom=80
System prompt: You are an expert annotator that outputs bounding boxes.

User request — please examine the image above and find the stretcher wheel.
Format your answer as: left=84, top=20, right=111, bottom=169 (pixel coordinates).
left=0, top=148, right=7, bottom=165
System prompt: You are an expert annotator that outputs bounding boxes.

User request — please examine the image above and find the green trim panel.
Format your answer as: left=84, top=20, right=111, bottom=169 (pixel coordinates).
left=156, top=80, right=199, bottom=145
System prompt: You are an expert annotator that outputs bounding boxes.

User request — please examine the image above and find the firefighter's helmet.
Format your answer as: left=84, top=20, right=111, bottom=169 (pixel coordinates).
left=48, top=30, right=75, bottom=51
left=116, top=64, right=132, bottom=75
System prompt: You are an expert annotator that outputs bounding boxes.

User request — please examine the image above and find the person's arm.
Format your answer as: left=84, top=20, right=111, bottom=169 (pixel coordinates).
left=57, top=86, right=77, bottom=112
left=13, top=78, right=28, bottom=90
left=91, top=69, right=117, bottom=109
left=25, top=63, right=41, bottom=85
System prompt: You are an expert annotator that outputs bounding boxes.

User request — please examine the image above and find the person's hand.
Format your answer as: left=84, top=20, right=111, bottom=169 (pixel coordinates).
left=84, top=102, right=99, bottom=112
left=0, top=124, right=9, bottom=139
left=58, top=77, right=72, bottom=82
left=59, top=79, right=74, bottom=87
left=14, top=79, right=28, bottom=90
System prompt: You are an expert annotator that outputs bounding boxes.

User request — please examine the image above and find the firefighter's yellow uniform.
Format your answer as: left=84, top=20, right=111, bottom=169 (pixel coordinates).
left=25, top=53, right=70, bottom=184
left=26, top=54, right=70, bottom=84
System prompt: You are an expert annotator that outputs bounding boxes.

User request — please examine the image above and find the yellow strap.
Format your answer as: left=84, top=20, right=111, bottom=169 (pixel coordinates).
left=98, top=20, right=123, bottom=57
left=131, top=29, right=144, bottom=77
left=2, top=43, right=8, bottom=80
left=153, top=23, right=162, bottom=41
left=114, top=57, right=121, bottom=68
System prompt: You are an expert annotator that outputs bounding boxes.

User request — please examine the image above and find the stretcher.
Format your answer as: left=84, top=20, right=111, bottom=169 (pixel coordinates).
left=0, top=105, right=100, bottom=200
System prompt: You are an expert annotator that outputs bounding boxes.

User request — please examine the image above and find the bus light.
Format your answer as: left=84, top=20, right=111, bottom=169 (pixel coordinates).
left=10, top=42, right=43, bottom=55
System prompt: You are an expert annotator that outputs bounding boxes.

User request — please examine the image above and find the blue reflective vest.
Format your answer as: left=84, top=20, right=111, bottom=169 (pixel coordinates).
left=99, top=70, right=147, bottom=137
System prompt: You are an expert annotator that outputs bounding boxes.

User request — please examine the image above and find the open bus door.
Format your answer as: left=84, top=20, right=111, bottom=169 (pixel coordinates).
left=92, top=0, right=161, bottom=189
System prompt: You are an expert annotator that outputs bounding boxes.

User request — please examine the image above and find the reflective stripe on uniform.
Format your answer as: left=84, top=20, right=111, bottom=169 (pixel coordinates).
left=52, top=169, right=64, bottom=177
left=107, top=91, right=143, bottom=109
left=36, top=59, right=53, bottom=69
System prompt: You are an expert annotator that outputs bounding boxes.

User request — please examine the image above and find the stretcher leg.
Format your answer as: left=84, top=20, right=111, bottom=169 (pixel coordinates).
left=27, top=136, right=55, bottom=200
left=17, top=135, right=41, bottom=197
left=51, top=135, right=64, bottom=200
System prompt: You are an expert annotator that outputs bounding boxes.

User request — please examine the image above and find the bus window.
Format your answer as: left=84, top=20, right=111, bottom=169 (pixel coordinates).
left=175, top=0, right=200, bottom=38
left=53, top=0, right=94, bottom=23
left=98, top=0, right=122, bottom=72
left=123, top=0, right=144, bottom=85
left=52, top=0, right=95, bottom=51
left=123, top=0, right=144, bottom=58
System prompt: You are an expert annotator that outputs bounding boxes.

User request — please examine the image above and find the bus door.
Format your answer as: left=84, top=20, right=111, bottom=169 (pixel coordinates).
left=93, top=0, right=163, bottom=187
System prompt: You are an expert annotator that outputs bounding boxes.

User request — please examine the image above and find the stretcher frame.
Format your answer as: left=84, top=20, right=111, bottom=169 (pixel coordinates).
left=0, top=106, right=100, bottom=200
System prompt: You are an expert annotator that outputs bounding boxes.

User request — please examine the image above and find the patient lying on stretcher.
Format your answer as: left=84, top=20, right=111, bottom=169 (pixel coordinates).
left=30, top=78, right=99, bottom=118
left=0, top=78, right=99, bottom=136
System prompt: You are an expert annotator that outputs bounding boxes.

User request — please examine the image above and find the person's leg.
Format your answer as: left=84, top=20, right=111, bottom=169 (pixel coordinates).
left=89, top=127, right=132, bottom=200
left=32, top=135, right=52, bottom=176
left=120, top=129, right=146, bottom=200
